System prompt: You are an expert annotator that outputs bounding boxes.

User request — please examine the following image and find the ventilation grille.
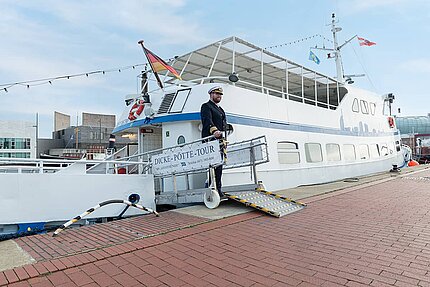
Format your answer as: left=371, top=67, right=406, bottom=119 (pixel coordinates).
left=157, top=93, right=175, bottom=114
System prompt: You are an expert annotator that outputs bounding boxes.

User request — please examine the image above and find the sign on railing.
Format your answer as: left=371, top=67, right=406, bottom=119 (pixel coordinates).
left=151, top=140, right=223, bottom=176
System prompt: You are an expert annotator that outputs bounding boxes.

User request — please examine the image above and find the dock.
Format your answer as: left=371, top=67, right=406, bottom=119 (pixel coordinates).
left=1, top=166, right=430, bottom=286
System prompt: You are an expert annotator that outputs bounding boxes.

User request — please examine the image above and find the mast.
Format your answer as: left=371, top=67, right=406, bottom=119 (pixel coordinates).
left=331, top=13, right=344, bottom=83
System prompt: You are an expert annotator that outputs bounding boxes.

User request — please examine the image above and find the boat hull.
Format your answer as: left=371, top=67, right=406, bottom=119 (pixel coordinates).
left=0, top=173, right=155, bottom=226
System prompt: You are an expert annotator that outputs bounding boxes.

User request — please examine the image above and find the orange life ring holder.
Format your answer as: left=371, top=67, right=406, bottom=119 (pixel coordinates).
left=128, top=100, right=144, bottom=121
left=388, top=117, right=395, bottom=128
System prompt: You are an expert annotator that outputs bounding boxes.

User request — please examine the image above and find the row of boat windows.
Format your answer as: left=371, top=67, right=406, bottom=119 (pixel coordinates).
left=0, top=138, right=31, bottom=150
left=158, top=85, right=348, bottom=115
left=0, top=152, right=30, bottom=158
left=352, top=98, right=376, bottom=115
left=277, top=141, right=398, bottom=164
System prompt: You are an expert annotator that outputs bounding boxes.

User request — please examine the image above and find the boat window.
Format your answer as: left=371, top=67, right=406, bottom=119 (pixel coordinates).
left=305, top=143, right=323, bottom=163
left=328, top=83, right=339, bottom=109
left=352, top=98, right=359, bottom=113
left=287, top=67, right=303, bottom=103
left=303, top=72, right=316, bottom=106
left=360, top=100, right=369, bottom=114
left=359, top=144, right=370, bottom=160
left=277, top=141, right=300, bottom=164
left=388, top=142, right=395, bottom=154
left=369, top=103, right=376, bottom=115
left=170, top=89, right=191, bottom=113
left=380, top=144, right=389, bottom=156
left=343, top=144, right=356, bottom=161
left=338, top=86, right=348, bottom=103
left=326, top=143, right=341, bottom=161
left=316, top=77, right=329, bottom=109
left=395, top=141, right=401, bottom=152
left=177, top=135, right=186, bottom=145
left=369, top=144, right=380, bottom=158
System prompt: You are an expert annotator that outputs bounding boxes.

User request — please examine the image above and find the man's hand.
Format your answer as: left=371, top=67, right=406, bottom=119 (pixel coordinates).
left=214, top=130, right=222, bottom=138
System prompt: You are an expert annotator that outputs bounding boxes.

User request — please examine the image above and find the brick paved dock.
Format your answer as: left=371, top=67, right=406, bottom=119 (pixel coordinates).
left=1, top=168, right=430, bottom=286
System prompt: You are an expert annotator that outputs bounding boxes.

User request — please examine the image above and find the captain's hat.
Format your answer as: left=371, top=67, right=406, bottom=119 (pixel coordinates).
left=208, top=86, right=223, bottom=95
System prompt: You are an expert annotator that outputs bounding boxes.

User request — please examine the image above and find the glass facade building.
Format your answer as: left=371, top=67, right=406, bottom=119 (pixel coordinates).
left=0, top=138, right=31, bottom=158
left=396, top=116, right=430, bottom=135
left=0, top=121, right=35, bottom=158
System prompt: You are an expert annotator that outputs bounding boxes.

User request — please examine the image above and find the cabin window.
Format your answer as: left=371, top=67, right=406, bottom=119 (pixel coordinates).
left=352, top=98, right=359, bottom=113
left=177, top=135, right=186, bottom=145
left=338, top=86, right=348, bottom=103
left=380, top=144, right=389, bottom=156
left=395, top=140, right=401, bottom=152
left=360, top=100, right=369, bottom=114
left=388, top=142, right=395, bottom=154
left=369, top=144, right=380, bottom=158
left=359, top=144, right=370, bottom=160
left=326, top=143, right=341, bottom=161
left=370, top=103, right=376, bottom=115
left=343, top=144, right=356, bottom=161
left=277, top=142, right=300, bottom=164
left=170, top=89, right=191, bottom=113
left=329, top=83, right=339, bottom=109
left=305, top=143, right=323, bottom=163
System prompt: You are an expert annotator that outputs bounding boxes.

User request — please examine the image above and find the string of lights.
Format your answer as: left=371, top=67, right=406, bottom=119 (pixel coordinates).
left=265, top=34, right=333, bottom=50
left=0, top=62, right=156, bottom=93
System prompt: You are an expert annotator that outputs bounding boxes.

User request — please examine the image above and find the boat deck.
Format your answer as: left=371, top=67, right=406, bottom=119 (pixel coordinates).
left=1, top=166, right=430, bottom=286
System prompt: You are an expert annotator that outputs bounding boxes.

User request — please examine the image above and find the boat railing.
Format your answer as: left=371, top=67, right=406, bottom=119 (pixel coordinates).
left=115, top=135, right=268, bottom=193
left=156, top=74, right=341, bottom=111
left=0, top=157, right=150, bottom=175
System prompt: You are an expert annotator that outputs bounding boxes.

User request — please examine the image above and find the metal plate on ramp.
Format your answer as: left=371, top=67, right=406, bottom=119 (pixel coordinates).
left=225, top=189, right=306, bottom=217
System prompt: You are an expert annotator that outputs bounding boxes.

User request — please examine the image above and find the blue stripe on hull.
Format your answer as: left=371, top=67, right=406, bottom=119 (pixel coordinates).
left=114, top=112, right=398, bottom=137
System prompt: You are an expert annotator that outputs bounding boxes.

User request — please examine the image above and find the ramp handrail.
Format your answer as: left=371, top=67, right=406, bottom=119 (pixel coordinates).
left=116, top=135, right=268, bottom=178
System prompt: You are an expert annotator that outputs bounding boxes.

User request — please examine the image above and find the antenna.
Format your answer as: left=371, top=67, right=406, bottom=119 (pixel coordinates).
left=311, top=13, right=361, bottom=84
left=330, top=13, right=344, bottom=83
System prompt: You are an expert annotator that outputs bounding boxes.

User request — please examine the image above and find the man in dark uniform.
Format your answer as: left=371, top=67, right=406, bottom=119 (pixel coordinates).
left=200, top=86, right=227, bottom=197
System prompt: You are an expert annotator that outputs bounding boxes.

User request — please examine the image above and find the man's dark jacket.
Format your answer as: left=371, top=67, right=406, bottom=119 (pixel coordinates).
left=200, top=100, right=226, bottom=138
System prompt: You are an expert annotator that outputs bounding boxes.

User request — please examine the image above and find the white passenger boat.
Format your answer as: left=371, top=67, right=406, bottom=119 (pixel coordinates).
left=0, top=15, right=404, bottom=236
left=113, top=16, right=404, bottom=193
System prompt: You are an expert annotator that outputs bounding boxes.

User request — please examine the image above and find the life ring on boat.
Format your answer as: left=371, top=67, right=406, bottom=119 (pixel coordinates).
left=388, top=116, right=395, bottom=128
left=128, top=100, right=145, bottom=121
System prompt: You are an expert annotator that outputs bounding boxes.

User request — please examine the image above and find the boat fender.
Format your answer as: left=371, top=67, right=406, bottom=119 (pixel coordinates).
left=408, top=160, right=419, bottom=167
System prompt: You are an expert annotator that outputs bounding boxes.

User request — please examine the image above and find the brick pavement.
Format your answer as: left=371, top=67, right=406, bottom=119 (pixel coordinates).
left=2, top=170, right=430, bottom=286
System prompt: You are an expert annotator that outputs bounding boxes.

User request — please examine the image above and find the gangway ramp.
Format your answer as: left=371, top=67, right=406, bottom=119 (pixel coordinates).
left=225, top=188, right=306, bottom=217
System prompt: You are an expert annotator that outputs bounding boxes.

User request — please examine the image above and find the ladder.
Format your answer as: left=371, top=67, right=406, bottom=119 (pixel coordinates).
left=224, top=188, right=306, bottom=218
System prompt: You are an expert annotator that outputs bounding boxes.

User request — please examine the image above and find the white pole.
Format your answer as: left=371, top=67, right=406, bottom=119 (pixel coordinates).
left=331, top=13, right=344, bottom=83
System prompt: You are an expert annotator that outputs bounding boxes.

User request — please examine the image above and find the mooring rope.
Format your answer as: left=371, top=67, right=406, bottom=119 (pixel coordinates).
left=52, top=199, right=159, bottom=237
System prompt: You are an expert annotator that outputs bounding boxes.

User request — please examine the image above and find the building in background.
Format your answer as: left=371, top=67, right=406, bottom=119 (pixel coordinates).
left=396, top=115, right=430, bottom=161
left=42, top=111, right=134, bottom=159
left=0, top=121, right=36, bottom=158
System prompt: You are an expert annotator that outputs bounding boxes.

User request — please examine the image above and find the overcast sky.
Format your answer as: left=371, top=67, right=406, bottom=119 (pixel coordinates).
left=1, top=0, right=429, bottom=137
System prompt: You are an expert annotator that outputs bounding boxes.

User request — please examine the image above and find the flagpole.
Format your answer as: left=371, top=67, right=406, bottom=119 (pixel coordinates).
left=138, top=40, right=164, bottom=89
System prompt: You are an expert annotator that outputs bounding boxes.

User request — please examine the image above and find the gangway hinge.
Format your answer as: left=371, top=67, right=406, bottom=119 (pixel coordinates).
left=224, top=188, right=306, bottom=218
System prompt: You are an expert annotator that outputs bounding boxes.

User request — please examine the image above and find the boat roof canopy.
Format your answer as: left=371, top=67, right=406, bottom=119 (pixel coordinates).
left=154, top=36, right=347, bottom=109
